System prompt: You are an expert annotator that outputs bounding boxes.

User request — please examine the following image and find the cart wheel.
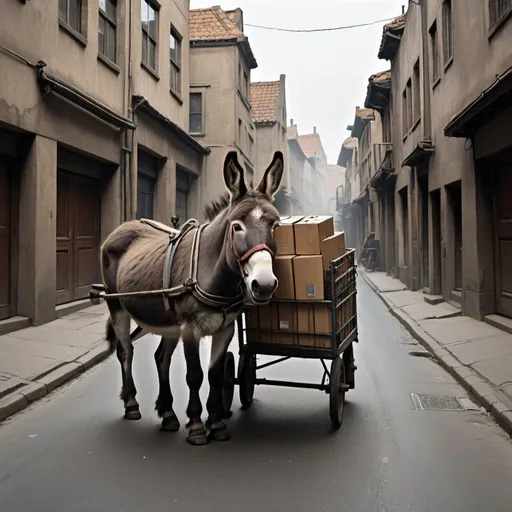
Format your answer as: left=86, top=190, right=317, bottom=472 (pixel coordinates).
left=329, top=357, right=347, bottom=429
left=343, top=344, right=356, bottom=391
left=222, top=351, right=235, bottom=418
left=238, top=351, right=256, bottom=409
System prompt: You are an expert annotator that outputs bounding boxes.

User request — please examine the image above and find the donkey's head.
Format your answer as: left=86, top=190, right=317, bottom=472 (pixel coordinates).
left=222, top=150, right=284, bottom=305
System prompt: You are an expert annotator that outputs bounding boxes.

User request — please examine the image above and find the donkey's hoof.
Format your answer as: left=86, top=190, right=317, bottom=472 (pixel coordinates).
left=124, top=406, right=142, bottom=420
left=187, top=424, right=208, bottom=446
left=206, top=420, right=231, bottom=442
left=221, top=410, right=233, bottom=420
left=161, top=415, right=180, bottom=432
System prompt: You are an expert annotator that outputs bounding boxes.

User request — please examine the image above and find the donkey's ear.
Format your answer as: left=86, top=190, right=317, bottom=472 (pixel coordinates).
left=257, top=151, right=284, bottom=199
left=223, top=151, right=247, bottom=199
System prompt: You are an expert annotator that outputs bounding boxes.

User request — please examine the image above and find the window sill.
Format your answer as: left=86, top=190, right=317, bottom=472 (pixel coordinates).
left=170, top=89, right=183, bottom=104
left=59, top=19, right=87, bottom=47
left=432, top=76, right=441, bottom=90
left=141, top=61, right=160, bottom=81
left=97, top=53, right=120, bottom=74
left=237, top=87, right=251, bottom=111
left=488, top=9, right=512, bottom=39
left=443, top=56, right=454, bottom=73
left=190, top=132, right=205, bottom=137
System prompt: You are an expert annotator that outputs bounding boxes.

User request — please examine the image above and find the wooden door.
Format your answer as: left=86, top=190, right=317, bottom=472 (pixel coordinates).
left=0, top=166, right=10, bottom=320
left=495, top=166, right=512, bottom=317
left=56, top=171, right=100, bottom=305
left=137, top=173, right=155, bottom=219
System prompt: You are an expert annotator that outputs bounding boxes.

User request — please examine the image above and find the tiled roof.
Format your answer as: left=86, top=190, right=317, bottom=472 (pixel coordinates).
left=189, top=6, right=243, bottom=42
left=355, top=107, right=375, bottom=119
left=342, top=137, right=358, bottom=150
left=297, top=134, right=318, bottom=156
left=251, top=81, right=280, bottom=124
left=369, top=70, right=391, bottom=85
left=383, top=13, right=406, bottom=32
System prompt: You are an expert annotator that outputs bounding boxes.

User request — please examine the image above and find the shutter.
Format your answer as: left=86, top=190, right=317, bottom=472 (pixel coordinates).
left=489, top=0, right=498, bottom=27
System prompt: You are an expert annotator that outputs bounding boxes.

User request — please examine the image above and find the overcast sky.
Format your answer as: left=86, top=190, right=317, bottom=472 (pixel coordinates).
left=189, top=0, right=406, bottom=164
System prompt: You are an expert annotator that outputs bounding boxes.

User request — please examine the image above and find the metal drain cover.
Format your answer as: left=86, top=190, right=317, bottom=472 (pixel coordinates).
left=411, top=393, right=465, bottom=411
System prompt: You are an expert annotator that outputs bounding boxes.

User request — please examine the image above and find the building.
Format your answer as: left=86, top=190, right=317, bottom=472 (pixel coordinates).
left=353, top=0, right=512, bottom=324
left=250, top=76, right=296, bottom=214
left=287, top=120, right=324, bottom=215
left=0, top=0, right=207, bottom=333
left=189, top=5, right=257, bottom=208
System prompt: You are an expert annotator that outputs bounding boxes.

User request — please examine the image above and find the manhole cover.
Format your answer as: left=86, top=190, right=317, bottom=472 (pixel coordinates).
left=411, top=393, right=464, bottom=411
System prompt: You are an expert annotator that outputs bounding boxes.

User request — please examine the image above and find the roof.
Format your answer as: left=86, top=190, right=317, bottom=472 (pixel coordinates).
left=350, top=107, right=375, bottom=139
left=189, top=6, right=258, bottom=68
left=378, top=13, right=406, bottom=61
left=250, top=81, right=280, bottom=124
left=189, top=6, right=243, bottom=42
left=337, top=136, right=358, bottom=167
left=298, top=133, right=327, bottom=162
left=364, top=70, right=391, bottom=110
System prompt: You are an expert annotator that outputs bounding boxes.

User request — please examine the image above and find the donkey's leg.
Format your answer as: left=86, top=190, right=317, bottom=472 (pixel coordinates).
left=182, top=326, right=207, bottom=446
left=154, top=335, right=180, bottom=432
left=108, top=301, right=141, bottom=420
left=205, top=323, right=235, bottom=442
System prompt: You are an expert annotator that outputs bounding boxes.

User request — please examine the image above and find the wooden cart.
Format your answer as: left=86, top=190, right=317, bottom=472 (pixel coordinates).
left=221, top=249, right=358, bottom=429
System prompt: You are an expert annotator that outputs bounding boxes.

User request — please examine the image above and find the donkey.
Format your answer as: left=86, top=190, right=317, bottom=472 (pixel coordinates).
left=100, top=150, right=283, bottom=445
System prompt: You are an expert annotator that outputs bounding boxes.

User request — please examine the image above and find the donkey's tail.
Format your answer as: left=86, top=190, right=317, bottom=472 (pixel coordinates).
left=106, top=318, right=118, bottom=354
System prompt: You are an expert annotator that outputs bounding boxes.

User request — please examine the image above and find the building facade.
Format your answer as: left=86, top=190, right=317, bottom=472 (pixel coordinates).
left=189, top=5, right=257, bottom=210
left=0, top=0, right=206, bottom=333
left=344, top=0, right=512, bottom=324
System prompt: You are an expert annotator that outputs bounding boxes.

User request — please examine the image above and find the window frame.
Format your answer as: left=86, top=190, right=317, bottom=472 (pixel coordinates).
left=189, top=92, right=204, bottom=135
left=170, top=26, right=182, bottom=98
left=489, top=0, right=512, bottom=34
left=59, top=0, right=85, bottom=39
left=413, top=59, right=421, bottom=125
left=442, top=0, right=453, bottom=68
left=429, top=20, right=440, bottom=86
left=98, top=0, right=117, bottom=64
left=141, top=0, right=159, bottom=75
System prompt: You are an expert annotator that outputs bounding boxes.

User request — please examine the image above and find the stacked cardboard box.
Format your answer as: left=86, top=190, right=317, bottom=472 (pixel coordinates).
left=245, top=215, right=355, bottom=349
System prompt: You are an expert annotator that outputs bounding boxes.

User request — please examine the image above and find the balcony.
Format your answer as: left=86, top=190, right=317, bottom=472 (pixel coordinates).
left=370, top=142, right=394, bottom=188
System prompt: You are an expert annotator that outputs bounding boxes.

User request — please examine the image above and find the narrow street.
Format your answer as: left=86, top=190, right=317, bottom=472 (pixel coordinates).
left=1, top=279, right=512, bottom=512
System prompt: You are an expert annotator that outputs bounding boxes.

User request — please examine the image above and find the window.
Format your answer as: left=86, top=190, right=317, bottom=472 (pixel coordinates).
left=238, top=119, right=242, bottom=146
left=248, top=134, right=254, bottom=160
left=189, top=93, right=203, bottom=134
left=489, top=0, right=512, bottom=29
left=98, top=0, right=117, bottom=63
left=59, top=0, right=83, bottom=34
left=141, top=0, right=158, bottom=72
left=429, top=21, right=439, bottom=83
left=243, top=70, right=249, bottom=98
left=170, top=27, right=182, bottom=95
left=406, top=79, right=413, bottom=129
left=402, top=89, right=407, bottom=136
left=442, top=0, right=453, bottom=65
left=176, top=170, right=192, bottom=223
left=413, top=59, right=421, bottom=123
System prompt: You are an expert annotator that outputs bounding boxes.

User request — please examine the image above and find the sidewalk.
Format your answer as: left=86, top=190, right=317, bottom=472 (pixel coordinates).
left=359, top=269, right=512, bottom=437
left=0, top=304, right=110, bottom=422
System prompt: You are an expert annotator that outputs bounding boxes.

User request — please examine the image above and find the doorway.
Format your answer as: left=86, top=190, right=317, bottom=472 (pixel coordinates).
left=446, top=181, right=462, bottom=304
left=430, top=189, right=442, bottom=295
left=56, top=170, right=101, bottom=305
left=418, top=173, right=429, bottom=290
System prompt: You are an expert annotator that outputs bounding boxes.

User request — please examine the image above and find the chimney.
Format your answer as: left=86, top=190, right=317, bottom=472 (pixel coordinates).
left=290, top=118, right=294, bottom=125
left=402, top=4, right=405, bottom=14
left=313, top=126, right=317, bottom=134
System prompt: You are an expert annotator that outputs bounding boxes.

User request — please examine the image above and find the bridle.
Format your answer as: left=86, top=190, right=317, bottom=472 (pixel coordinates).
left=228, top=223, right=275, bottom=278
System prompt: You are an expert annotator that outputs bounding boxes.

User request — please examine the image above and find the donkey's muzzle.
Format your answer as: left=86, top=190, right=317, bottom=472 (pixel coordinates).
left=250, top=277, right=278, bottom=302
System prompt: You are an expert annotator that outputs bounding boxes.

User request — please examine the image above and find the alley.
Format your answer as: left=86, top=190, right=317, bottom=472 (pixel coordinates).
left=1, top=279, right=512, bottom=512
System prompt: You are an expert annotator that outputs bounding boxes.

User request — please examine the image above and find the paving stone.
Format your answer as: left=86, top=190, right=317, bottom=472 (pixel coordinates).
left=9, top=327, right=104, bottom=348
left=448, top=334, right=512, bottom=366
left=383, top=290, right=425, bottom=308
left=0, top=350, right=60, bottom=381
left=402, top=301, right=460, bottom=321
left=77, top=346, right=111, bottom=371
left=473, top=354, right=512, bottom=387
left=0, top=335, right=88, bottom=361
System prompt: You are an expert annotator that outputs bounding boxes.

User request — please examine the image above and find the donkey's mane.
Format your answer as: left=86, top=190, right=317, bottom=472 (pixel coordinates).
left=204, top=180, right=256, bottom=221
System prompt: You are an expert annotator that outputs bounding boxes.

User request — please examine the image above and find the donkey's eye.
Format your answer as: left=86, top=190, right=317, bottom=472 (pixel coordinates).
left=233, top=223, right=244, bottom=232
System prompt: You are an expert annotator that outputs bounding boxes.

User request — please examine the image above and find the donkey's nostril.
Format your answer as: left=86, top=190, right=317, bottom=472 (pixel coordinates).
left=251, top=280, right=260, bottom=294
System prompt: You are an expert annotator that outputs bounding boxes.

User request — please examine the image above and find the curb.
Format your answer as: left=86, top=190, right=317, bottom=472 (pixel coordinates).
left=0, top=345, right=111, bottom=423
left=359, top=271, right=512, bottom=437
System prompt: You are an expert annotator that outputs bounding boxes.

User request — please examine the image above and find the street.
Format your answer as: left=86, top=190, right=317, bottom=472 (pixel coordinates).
left=1, top=279, right=512, bottom=512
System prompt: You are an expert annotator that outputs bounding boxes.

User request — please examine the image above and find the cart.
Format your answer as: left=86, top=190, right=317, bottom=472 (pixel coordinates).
left=220, top=249, right=358, bottom=429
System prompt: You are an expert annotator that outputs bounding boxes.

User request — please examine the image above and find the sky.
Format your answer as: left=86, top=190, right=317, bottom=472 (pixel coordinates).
left=189, top=0, right=406, bottom=164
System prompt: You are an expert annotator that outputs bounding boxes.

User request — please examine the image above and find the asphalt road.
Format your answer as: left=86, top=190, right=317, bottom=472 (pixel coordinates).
left=2, top=279, right=512, bottom=512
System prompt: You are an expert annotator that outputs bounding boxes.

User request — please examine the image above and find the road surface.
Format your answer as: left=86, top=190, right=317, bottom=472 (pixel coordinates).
left=1, top=279, right=512, bottom=512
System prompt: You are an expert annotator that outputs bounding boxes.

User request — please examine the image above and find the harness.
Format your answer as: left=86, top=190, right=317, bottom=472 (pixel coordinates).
left=138, top=218, right=274, bottom=316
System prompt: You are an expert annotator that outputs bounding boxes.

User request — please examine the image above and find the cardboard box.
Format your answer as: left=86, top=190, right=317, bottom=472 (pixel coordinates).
left=320, top=232, right=346, bottom=270
left=297, top=303, right=342, bottom=349
left=294, top=216, right=334, bottom=255
left=273, top=303, right=298, bottom=345
left=245, top=304, right=276, bottom=344
left=274, top=216, right=304, bottom=255
left=273, top=255, right=295, bottom=299
left=293, top=255, right=324, bottom=300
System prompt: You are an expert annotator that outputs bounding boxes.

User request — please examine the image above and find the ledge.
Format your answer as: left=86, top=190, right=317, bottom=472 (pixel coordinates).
left=141, top=61, right=160, bottom=81
left=59, top=19, right=87, bottom=47
left=170, top=88, right=183, bottom=105
left=97, top=53, right=120, bottom=74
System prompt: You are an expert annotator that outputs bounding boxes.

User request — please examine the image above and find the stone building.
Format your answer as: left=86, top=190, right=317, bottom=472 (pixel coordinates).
left=189, top=5, right=257, bottom=209
left=0, top=0, right=207, bottom=333
left=348, top=0, right=512, bottom=324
